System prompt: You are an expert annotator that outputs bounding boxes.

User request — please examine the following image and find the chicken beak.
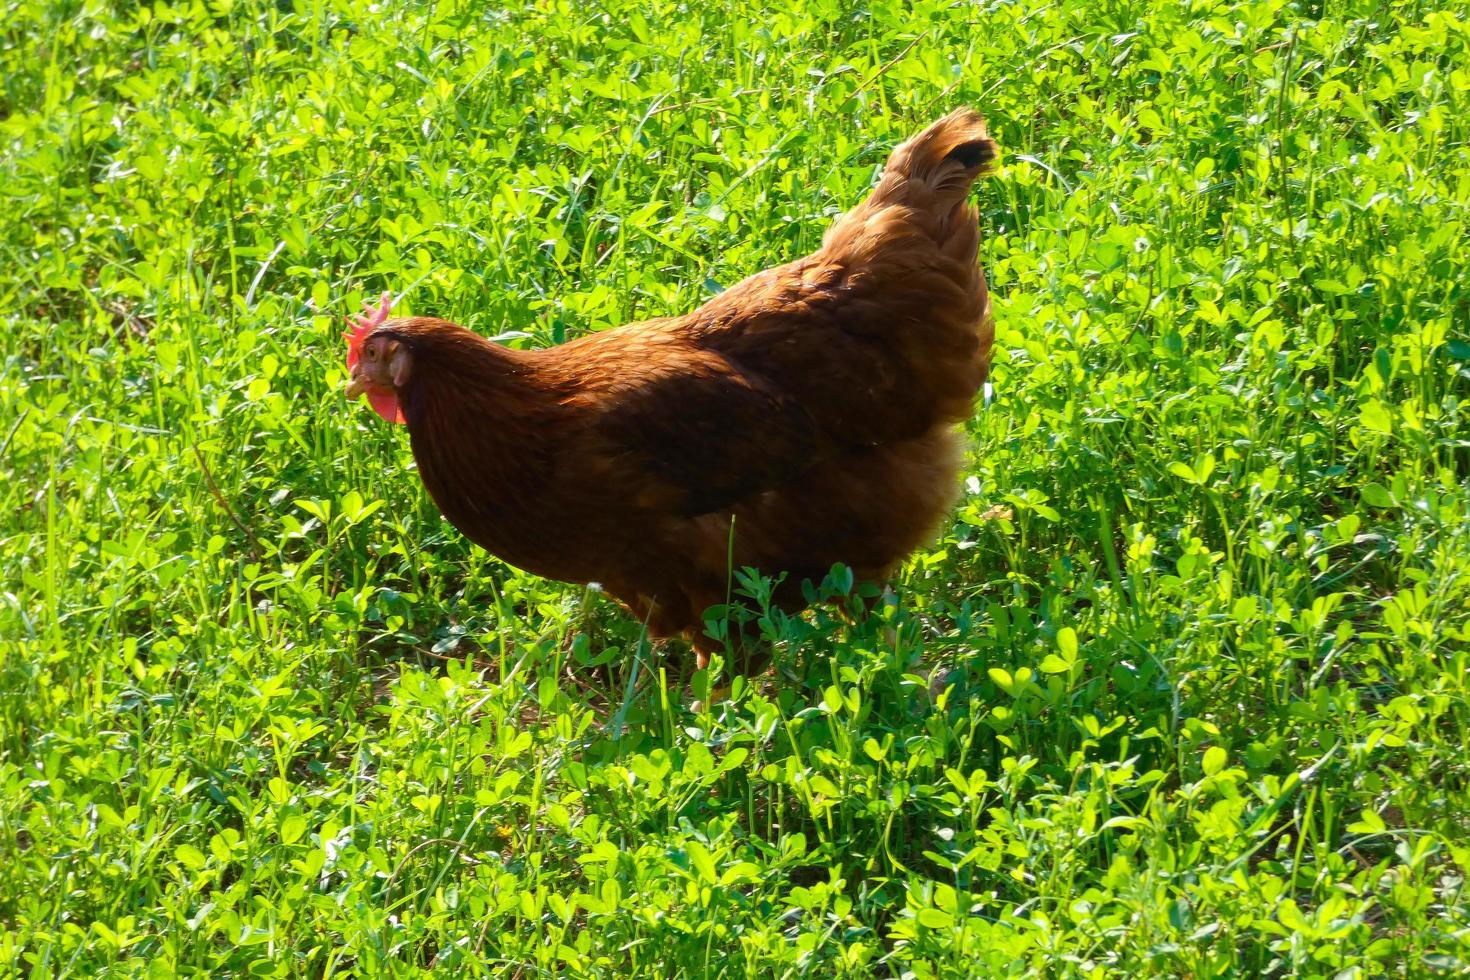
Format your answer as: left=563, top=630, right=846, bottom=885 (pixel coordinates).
left=345, top=368, right=367, bottom=400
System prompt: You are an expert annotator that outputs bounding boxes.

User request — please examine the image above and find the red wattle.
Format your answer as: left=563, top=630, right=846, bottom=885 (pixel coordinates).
left=368, top=388, right=404, bottom=424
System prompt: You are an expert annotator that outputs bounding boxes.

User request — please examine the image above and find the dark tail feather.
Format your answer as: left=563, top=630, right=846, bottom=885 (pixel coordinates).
left=877, top=108, right=997, bottom=208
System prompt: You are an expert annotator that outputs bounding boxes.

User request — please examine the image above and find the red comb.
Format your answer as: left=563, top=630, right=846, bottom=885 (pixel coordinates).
left=345, top=292, right=393, bottom=369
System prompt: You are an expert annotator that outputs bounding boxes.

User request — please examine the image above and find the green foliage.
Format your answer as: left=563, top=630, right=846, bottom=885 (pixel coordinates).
left=3, top=0, right=1469, bottom=975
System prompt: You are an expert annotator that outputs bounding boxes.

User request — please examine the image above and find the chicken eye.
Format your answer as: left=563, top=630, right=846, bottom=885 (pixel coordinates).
left=365, top=345, right=377, bottom=360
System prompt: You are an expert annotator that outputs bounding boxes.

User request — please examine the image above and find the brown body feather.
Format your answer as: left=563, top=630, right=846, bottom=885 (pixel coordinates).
left=364, top=109, right=997, bottom=658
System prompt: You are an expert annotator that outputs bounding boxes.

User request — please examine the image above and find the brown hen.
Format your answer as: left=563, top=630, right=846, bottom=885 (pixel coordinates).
left=346, top=109, right=997, bottom=670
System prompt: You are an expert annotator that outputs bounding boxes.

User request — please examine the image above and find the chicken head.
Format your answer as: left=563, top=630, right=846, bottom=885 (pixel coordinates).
left=344, top=292, right=410, bottom=424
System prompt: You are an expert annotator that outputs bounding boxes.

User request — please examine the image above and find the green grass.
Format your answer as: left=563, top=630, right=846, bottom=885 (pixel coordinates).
left=3, top=0, right=1469, bottom=975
